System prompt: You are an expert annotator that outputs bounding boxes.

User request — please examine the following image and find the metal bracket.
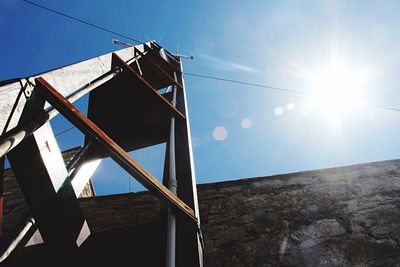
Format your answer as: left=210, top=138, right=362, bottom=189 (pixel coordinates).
left=136, top=46, right=183, bottom=90
left=20, top=78, right=36, bottom=100
left=133, top=48, right=144, bottom=76
left=197, top=223, right=205, bottom=250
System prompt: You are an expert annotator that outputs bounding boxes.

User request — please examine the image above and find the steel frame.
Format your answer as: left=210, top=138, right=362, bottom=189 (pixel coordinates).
left=34, top=76, right=196, bottom=221
left=0, top=41, right=202, bottom=266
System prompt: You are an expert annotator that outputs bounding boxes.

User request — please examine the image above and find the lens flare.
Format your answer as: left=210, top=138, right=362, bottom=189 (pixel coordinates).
left=309, top=66, right=364, bottom=115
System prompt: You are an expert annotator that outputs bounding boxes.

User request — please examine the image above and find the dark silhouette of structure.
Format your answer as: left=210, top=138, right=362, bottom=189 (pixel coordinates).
left=0, top=41, right=202, bottom=266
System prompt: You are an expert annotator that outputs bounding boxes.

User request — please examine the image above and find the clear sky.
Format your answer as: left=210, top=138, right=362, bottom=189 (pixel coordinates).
left=2, top=0, right=400, bottom=195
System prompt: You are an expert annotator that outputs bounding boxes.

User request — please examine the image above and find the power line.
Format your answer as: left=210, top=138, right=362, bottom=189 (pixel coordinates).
left=362, top=102, right=400, bottom=112
left=184, top=73, right=309, bottom=95
left=50, top=71, right=400, bottom=139
left=184, top=72, right=400, bottom=113
left=18, top=0, right=400, bottom=114
left=55, top=126, right=76, bottom=137
left=22, top=0, right=142, bottom=44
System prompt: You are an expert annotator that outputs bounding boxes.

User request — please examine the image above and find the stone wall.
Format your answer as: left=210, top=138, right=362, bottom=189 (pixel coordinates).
left=76, top=159, right=400, bottom=266
left=3, top=158, right=400, bottom=266
left=199, top=160, right=400, bottom=266
left=1, top=169, right=29, bottom=246
left=79, top=191, right=161, bottom=233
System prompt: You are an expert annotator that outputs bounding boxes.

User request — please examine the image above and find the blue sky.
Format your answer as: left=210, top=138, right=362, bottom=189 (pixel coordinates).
left=2, top=0, right=400, bottom=195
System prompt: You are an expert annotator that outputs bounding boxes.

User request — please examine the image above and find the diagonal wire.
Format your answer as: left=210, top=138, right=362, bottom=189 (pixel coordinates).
left=22, top=0, right=142, bottom=44
left=54, top=125, right=76, bottom=137
left=15, top=1, right=400, bottom=115
left=51, top=72, right=400, bottom=140
left=184, top=72, right=400, bottom=112
left=183, top=73, right=309, bottom=95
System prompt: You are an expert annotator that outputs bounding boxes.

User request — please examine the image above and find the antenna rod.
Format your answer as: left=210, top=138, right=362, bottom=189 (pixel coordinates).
left=112, top=39, right=133, bottom=47
left=175, top=54, right=194, bottom=60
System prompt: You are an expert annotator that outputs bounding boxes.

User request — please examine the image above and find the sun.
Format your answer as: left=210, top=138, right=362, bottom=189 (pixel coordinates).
left=308, top=65, right=364, bottom=115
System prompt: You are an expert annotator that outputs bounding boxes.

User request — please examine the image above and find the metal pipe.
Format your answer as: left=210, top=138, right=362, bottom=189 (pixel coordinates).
left=112, top=39, right=133, bottom=47
left=66, top=142, right=92, bottom=174
left=177, top=58, right=204, bottom=266
left=0, top=217, right=35, bottom=263
left=0, top=113, right=49, bottom=159
left=0, top=67, right=122, bottom=159
left=166, top=73, right=178, bottom=267
left=175, top=54, right=194, bottom=60
left=47, top=67, right=122, bottom=119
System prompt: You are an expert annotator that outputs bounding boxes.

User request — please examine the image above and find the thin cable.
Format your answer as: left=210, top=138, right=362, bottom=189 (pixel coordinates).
left=54, top=126, right=75, bottom=137
left=190, top=60, right=196, bottom=92
left=16, top=0, right=400, bottom=113
left=44, top=75, right=400, bottom=139
left=22, top=0, right=142, bottom=44
left=184, top=72, right=400, bottom=113
left=362, top=102, right=400, bottom=112
left=184, top=73, right=309, bottom=95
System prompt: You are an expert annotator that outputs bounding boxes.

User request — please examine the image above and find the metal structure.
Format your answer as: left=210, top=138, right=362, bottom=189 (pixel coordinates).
left=0, top=41, right=202, bottom=266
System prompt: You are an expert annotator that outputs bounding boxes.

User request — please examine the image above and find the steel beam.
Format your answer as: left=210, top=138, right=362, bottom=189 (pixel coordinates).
left=0, top=67, right=122, bottom=159
left=0, top=145, right=100, bottom=263
left=134, top=47, right=183, bottom=90
left=46, top=67, right=123, bottom=119
left=5, top=86, right=91, bottom=261
left=174, top=60, right=203, bottom=267
left=112, top=53, right=186, bottom=120
left=7, top=120, right=90, bottom=260
left=150, top=42, right=180, bottom=66
left=34, top=77, right=197, bottom=222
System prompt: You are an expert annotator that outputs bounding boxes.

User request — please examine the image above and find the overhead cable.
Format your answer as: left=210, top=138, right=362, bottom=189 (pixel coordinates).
left=54, top=126, right=75, bottom=137
left=17, top=1, right=400, bottom=116
left=184, top=73, right=309, bottom=95
left=22, top=0, right=142, bottom=44
left=184, top=73, right=400, bottom=113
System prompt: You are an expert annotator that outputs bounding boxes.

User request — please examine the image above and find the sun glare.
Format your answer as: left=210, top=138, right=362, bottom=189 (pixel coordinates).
left=309, top=65, right=364, bottom=115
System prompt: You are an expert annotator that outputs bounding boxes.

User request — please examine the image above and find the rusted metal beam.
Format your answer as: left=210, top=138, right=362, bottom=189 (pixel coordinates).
left=144, top=43, right=181, bottom=71
left=0, top=66, right=122, bottom=159
left=134, top=47, right=183, bottom=90
left=35, top=77, right=196, bottom=222
left=112, top=53, right=186, bottom=120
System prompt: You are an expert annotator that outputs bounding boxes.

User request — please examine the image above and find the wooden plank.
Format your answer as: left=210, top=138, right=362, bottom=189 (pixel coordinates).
left=35, top=77, right=196, bottom=222
left=112, top=53, right=186, bottom=120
